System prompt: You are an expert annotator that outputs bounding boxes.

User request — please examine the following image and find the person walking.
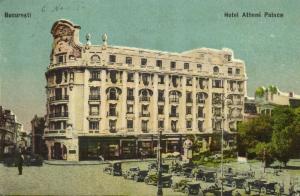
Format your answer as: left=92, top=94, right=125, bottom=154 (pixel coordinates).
left=17, top=153, right=24, bottom=175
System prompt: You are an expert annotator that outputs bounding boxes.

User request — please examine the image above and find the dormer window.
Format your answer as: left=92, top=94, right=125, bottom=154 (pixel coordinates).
left=109, top=55, right=116, bottom=63
left=57, top=54, right=65, bottom=63
left=156, top=60, right=162, bottom=68
left=126, top=57, right=132, bottom=65
left=170, top=61, right=176, bottom=70
left=228, top=68, right=233, bottom=75
left=184, top=63, right=189, bottom=70
left=141, top=58, right=147, bottom=66
left=236, top=68, right=240, bottom=75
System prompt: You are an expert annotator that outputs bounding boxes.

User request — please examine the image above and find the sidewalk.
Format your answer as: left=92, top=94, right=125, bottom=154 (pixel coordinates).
left=44, top=158, right=157, bottom=166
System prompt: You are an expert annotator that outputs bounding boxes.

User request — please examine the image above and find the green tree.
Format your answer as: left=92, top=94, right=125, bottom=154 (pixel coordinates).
left=255, top=86, right=265, bottom=98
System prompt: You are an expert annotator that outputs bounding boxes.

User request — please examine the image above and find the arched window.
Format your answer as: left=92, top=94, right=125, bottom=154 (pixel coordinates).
left=213, top=66, right=219, bottom=74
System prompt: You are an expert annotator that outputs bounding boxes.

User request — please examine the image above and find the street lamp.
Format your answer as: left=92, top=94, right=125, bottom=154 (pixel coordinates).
left=157, top=129, right=163, bottom=196
left=213, top=94, right=232, bottom=196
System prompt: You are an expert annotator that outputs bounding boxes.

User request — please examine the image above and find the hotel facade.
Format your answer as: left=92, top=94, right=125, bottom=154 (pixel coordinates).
left=44, top=20, right=247, bottom=161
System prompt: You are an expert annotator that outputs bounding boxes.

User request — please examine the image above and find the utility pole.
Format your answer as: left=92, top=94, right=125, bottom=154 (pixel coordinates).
left=157, top=130, right=163, bottom=196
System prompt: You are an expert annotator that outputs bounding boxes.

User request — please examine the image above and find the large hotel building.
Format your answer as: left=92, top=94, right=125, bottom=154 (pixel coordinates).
left=44, top=20, right=247, bottom=161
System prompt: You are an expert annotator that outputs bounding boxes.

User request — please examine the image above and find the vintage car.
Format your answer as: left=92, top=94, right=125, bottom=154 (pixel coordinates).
left=24, top=154, right=43, bottom=166
left=123, top=167, right=140, bottom=179
left=202, top=183, right=235, bottom=196
left=148, top=162, right=170, bottom=173
left=193, top=168, right=217, bottom=182
left=170, top=161, right=195, bottom=176
left=172, top=177, right=201, bottom=195
left=144, top=171, right=172, bottom=187
left=223, top=174, right=248, bottom=189
left=133, top=170, right=149, bottom=182
left=244, top=179, right=282, bottom=195
left=103, top=161, right=122, bottom=176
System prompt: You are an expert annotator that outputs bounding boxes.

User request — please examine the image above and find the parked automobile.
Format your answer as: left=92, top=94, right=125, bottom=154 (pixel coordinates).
left=202, top=183, right=234, bottom=196
left=144, top=171, right=172, bottom=187
left=170, top=161, right=194, bottom=176
left=193, top=168, right=217, bottom=182
left=123, top=167, right=140, bottom=179
left=244, top=179, right=282, bottom=195
left=103, top=161, right=122, bottom=176
left=24, top=154, right=43, bottom=166
left=223, top=174, right=247, bottom=189
left=3, top=153, right=17, bottom=167
left=172, top=177, right=201, bottom=195
left=147, top=162, right=170, bottom=173
left=133, top=170, right=149, bottom=182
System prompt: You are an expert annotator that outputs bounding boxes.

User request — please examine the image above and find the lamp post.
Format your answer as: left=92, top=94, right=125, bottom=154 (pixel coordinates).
left=213, top=94, right=232, bottom=196
left=157, top=130, right=163, bottom=196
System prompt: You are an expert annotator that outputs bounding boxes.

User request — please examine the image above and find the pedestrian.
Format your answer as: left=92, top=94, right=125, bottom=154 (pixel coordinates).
left=97, top=144, right=104, bottom=161
left=17, top=153, right=24, bottom=175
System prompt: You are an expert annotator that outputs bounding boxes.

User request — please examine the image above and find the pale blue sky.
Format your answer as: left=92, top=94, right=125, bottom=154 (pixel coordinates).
left=0, top=0, right=300, bottom=130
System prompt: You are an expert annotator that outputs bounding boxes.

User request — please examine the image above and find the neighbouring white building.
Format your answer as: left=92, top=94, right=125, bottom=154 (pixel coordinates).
left=44, top=19, right=247, bottom=161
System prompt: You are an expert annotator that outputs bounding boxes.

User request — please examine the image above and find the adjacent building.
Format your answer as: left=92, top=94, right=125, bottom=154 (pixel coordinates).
left=0, top=106, right=23, bottom=160
left=31, top=115, right=46, bottom=156
left=44, top=19, right=247, bottom=161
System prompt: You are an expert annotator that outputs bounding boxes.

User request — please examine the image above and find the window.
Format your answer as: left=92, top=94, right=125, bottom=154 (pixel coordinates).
left=197, top=64, right=202, bottom=70
left=89, top=121, right=99, bottom=130
left=141, top=58, right=147, bottom=66
left=236, top=68, right=240, bottom=75
left=64, top=72, right=68, bottom=82
left=186, top=78, right=192, bottom=86
left=90, top=87, right=100, bottom=96
left=186, top=106, right=192, bottom=115
left=198, top=121, right=203, bottom=131
left=158, top=75, right=164, bottom=84
left=142, top=104, right=148, bottom=113
left=56, top=72, right=62, bottom=84
left=126, top=57, right=132, bottom=64
left=90, top=71, right=100, bottom=81
left=109, top=104, right=117, bottom=116
left=142, top=74, right=149, bottom=86
left=57, top=55, right=65, bottom=63
left=109, top=88, right=117, bottom=100
left=109, top=120, right=116, bottom=131
left=171, top=121, right=177, bottom=131
left=158, top=90, right=164, bottom=101
left=142, top=120, right=148, bottom=131
left=127, top=88, right=134, bottom=100
left=127, top=104, right=133, bottom=114
left=171, top=105, right=177, bottom=115
left=109, top=55, right=116, bottom=63
left=184, top=63, right=189, bottom=70
left=158, top=105, right=164, bottom=115
left=90, top=105, right=99, bottom=115
left=198, top=107, right=204, bottom=117
left=213, top=66, right=219, bottom=74
left=170, top=61, right=176, bottom=70
left=127, top=120, right=133, bottom=129
left=228, top=68, right=232, bottom=75
left=212, top=80, right=223, bottom=88
left=158, top=120, right=164, bottom=128
left=213, top=107, right=222, bottom=117
left=127, top=72, right=134, bottom=82
left=186, top=92, right=192, bottom=103
left=156, top=60, right=162, bottom=68
left=186, top=120, right=192, bottom=129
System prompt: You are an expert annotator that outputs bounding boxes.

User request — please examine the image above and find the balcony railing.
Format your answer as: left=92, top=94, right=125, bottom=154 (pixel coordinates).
left=89, top=95, right=100, bottom=100
left=139, top=96, right=150, bottom=102
left=169, top=113, right=179, bottom=117
left=169, top=98, right=179, bottom=103
left=127, top=95, right=134, bottom=101
left=107, top=111, right=118, bottom=117
left=49, top=95, right=69, bottom=102
left=89, top=112, right=99, bottom=116
left=171, top=128, right=179, bottom=132
left=228, top=114, right=243, bottom=119
left=142, top=128, right=149, bottom=133
left=197, top=99, right=205, bottom=104
left=49, top=112, right=68, bottom=118
left=140, top=112, right=150, bottom=117
left=109, top=128, right=117, bottom=133
left=107, top=95, right=119, bottom=101
left=186, top=98, right=193, bottom=103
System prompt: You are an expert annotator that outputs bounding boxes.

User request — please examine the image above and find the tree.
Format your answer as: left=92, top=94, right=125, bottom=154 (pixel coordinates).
left=255, top=86, right=265, bottom=98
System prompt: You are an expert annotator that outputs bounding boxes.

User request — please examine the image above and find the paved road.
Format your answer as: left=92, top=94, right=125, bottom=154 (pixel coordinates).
left=0, top=163, right=184, bottom=195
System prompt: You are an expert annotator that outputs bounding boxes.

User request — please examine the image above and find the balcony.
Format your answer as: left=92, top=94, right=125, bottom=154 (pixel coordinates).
left=169, top=113, right=179, bottom=117
left=142, top=128, right=149, bottom=133
left=49, top=95, right=69, bottom=102
left=89, top=112, right=99, bottom=116
left=228, top=114, right=243, bottom=119
left=107, top=111, right=118, bottom=117
left=171, top=128, right=179, bottom=132
left=158, top=97, right=165, bottom=102
left=109, top=128, right=117, bottom=133
left=49, top=112, right=68, bottom=118
left=89, top=95, right=100, bottom=100
left=197, top=113, right=205, bottom=118
left=107, top=95, right=119, bottom=101
left=197, top=99, right=205, bottom=104
left=127, top=95, right=135, bottom=101
left=139, top=96, right=150, bottom=102
left=140, top=112, right=150, bottom=117
left=169, top=98, right=179, bottom=103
